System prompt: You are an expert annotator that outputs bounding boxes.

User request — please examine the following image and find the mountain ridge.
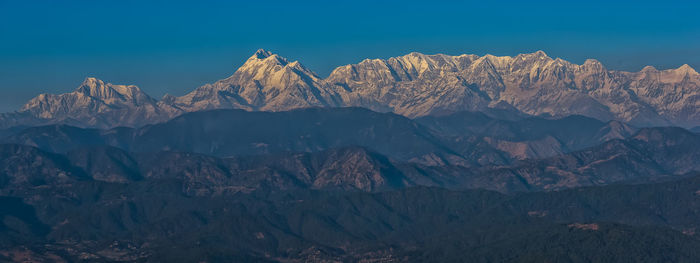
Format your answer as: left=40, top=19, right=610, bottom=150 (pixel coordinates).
left=1, top=49, right=698, bottom=129
left=2, top=107, right=656, bottom=167
left=3, top=107, right=698, bottom=194
left=2, top=122, right=698, bottom=194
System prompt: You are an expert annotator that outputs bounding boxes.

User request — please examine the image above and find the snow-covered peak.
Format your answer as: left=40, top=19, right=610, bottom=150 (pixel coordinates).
left=12, top=77, right=165, bottom=127
left=482, top=54, right=514, bottom=65
left=652, top=64, right=700, bottom=83
left=234, top=49, right=319, bottom=82
left=641, top=65, right=658, bottom=72
left=252, top=49, right=273, bottom=59
left=81, top=77, right=102, bottom=88
left=583, top=59, right=602, bottom=66
left=74, top=77, right=145, bottom=102
left=169, top=49, right=333, bottom=113
left=637, top=64, right=699, bottom=83
left=580, top=59, right=606, bottom=72
left=530, top=50, right=549, bottom=59
left=676, top=64, right=698, bottom=76
left=513, top=50, right=550, bottom=61
left=534, top=50, right=547, bottom=56
left=240, top=49, right=292, bottom=71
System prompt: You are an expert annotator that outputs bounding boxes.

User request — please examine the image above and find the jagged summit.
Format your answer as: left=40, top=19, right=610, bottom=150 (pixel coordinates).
left=580, top=59, right=606, bottom=72
left=235, top=50, right=319, bottom=82
left=253, top=48, right=273, bottom=59
left=641, top=65, right=658, bottom=72
left=526, top=50, right=549, bottom=59
left=583, top=59, right=602, bottom=66
left=676, top=64, right=698, bottom=75
left=73, top=77, right=147, bottom=102
left=512, top=50, right=549, bottom=61
left=81, top=77, right=102, bottom=87
left=245, top=49, right=290, bottom=66
left=163, top=49, right=336, bottom=112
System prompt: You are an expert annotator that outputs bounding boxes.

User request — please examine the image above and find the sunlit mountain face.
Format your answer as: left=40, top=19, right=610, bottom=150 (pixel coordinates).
left=1, top=1, right=699, bottom=262
left=3, top=49, right=699, bottom=130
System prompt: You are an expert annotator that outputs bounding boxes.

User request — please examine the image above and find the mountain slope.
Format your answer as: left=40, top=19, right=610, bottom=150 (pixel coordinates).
left=0, top=144, right=426, bottom=194
left=0, top=144, right=87, bottom=190
left=471, top=127, right=700, bottom=192
left=138, top=146, right=417, bottom=194
left=2, top=108, right=471, bottom=166
left=417, top=112, right=638, bottom=160
left=129, top=107, right=466, bottom=164
left=5, top=108, right=696, bottom=172
left=2, top=125, right=698, bottom=195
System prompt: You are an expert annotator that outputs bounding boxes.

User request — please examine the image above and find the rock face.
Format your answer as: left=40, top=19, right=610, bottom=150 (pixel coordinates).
left=2, top=49, right=698, bottom=128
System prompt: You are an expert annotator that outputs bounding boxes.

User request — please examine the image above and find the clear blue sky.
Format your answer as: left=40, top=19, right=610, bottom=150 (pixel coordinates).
left=1, top=0, right=698, bottom=112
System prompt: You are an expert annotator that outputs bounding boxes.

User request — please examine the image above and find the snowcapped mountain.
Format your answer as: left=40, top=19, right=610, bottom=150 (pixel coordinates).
left=1, top=77, right=179, bottom=128
left=328, top=50, right=699, bottom=127
left=163, top=49, right=341, bottom=112
left=2, top=49, right=698, bottom=128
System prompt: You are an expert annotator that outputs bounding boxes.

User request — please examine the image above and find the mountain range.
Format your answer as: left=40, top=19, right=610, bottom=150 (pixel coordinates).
left=0, top=107, right=642, bottom=166
left=1, top=49, right=698, bottom=129
left=1, top=49, right=700, bottom=262
left=2, top=108, right=698, bottom=194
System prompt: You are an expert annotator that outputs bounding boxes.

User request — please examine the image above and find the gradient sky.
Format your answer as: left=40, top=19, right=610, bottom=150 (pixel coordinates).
left=1, top=0, right=698, bottom=112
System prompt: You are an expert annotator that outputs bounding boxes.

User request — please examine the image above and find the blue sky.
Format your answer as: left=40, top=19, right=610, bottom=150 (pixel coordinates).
left=0, top=0, right=698, bottom=111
